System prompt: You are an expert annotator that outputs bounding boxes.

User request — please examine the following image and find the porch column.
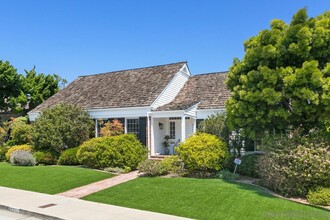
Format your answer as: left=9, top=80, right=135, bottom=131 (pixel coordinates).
left=147, top=115, right=150, bottom=155
left=181, top=114, right=186, bottom=142
left=193, top=118, right=197, bottom=133
left=95, top=119, right=98, bottom=137
left=150, top=116, right=154, bottom=155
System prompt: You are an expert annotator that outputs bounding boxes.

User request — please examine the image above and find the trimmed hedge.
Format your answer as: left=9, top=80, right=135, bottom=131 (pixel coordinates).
left=176, top=133, right=227, bottom=172
left=77, top=134, right=147, bottom=169
left=58, top=147, right=80, bottom=165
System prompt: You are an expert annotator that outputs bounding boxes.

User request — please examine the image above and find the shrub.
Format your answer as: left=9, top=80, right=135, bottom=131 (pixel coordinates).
left=223, top=154, right=235, bottom=172
left=10, top=117, right=32, bottom=145
left=104, top=166, right=131, bottom=174
left=33, top=151, right=58, bottom=165
left=0, top=147, right=8, bottom=162
left=237, top=153, right=262, bottom=178
left=307, top=187, right=330, bottom=206
left=6, top=144, right=32, bottom=160
left=258, top=136, right=330, bottom=197
left=138, top=159, right=167, bottom=176
left=33, top=104, right=93, bottom=154
left=10, top=150, right=36, bottom=166
left=216, top=170, right=240, bottom=181
left=58, top=147, right=80, bottom=165
left=161, top=155, right=186, bottom=176
left=77, top=134, right=147, bottom=169
left=176, top=133, right=228, bottom=173
left=100, top=119, right=124, bottom=136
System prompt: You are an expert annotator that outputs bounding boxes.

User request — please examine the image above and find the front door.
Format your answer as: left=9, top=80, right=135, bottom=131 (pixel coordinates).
left=168, top=119, right=181, bottom=154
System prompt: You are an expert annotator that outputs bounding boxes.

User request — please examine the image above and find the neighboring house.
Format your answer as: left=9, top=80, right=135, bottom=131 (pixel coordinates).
left=28, top=62, right=230, bottom=156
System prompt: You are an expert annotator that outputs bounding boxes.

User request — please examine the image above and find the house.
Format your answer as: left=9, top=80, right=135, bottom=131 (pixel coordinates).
left=28, top=62, right=230, bottom=156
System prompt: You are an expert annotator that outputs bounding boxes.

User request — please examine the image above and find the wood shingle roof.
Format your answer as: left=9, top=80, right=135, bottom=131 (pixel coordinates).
left=30, top=62, right=186, bottom=112
left=155, top=72, right=230, bottom=111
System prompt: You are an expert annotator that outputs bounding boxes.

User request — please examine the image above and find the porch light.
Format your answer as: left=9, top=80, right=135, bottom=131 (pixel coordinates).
left=159, top=122, right=164, bottom=130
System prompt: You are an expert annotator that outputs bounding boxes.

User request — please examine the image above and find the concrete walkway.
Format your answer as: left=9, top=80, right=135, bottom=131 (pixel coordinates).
left=0, top=186, right=190, bottom=220
left=57, top=171, right=139, bottom=198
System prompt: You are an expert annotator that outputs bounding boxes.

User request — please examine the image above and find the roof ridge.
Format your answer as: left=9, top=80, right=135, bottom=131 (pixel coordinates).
left=192, top=71, right=228, bottom=77
left=78, top=61, right=187, bottom=78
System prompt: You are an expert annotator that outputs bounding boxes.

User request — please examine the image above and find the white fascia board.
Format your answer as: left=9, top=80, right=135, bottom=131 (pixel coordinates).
left=150, top=64, right=190, bottom=108
left=184, top=102, right=199, bottom=117
left=88, top=106, right=152, bottom=119
left=28, top=112, right=41, bottom=121
left=181, top=63, right=191, bottom=76
left=196, top=108, right=226, bottom=119
left=149, top=110, right=185, bottom=118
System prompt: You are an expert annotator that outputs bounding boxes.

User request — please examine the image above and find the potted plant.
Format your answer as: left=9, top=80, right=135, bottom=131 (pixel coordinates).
left=162, top=135, right=170, bottom=155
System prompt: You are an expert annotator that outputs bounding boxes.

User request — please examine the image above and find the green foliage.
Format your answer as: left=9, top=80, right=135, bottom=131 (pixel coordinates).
left=104, top=166, right=131, bottom=174
left=258, top=135, right=330, bottom=197
left=216, top=170, right=240, bottom=181
left=33, top=151, right=58, bottom=165
left=58, top=147, right=80, bottom=165
left=10, top=117, right=32, bottom=145
left=77, top=134, right=147, bottom=169
left=33, top=104, right=93, bottom=154
left=176, top=133, right=228, bottom=173
left=161, top=155, right=186, bottom=176
left=10, top=150, right=36, bottom=166
left=198, top=112, right=229, bottom=141
left=237, top=154, right=262, bottom=178
left=137, top=159, right=167, bottom=176
left=307, top=187, right=330, bottom=206
left=0, top=60, right=20, bottom=112
left=0, top=146, right=8, bottom=162
left=226, top=9, right=330, bottom=138
left=6, top=144, right=32, bottom=160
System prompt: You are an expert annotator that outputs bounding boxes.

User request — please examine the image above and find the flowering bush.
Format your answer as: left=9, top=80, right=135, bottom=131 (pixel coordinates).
left=100, top=119, right=124, bottom=136
left=6, top=144, right=32, bottom=160
left=258, top=137, right=330, bottom=197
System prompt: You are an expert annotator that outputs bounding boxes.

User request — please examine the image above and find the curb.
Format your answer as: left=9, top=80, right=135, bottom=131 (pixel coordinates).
left=0, top=204, right=64, bottom=220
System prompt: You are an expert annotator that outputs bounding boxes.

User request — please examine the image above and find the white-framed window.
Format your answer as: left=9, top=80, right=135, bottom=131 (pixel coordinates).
left=170, top=121, right=175, bottom=139
left=126, top=118, right=139, bottom=135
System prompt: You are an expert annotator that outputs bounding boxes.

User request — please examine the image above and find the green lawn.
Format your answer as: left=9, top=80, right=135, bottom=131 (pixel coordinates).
left=84, top=177, right=330, bottom=220
left=0, top=162, right=113, bottom=194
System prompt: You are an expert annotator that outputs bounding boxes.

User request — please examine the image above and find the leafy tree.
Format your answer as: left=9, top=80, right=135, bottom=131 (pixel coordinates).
left=33, top=104, right=93, bottom=154
left=12, top=67, right=66, bottom=113
left=9, top=117, right=32, bottom=145
left=0, top=61, right=20, bottom=111
left=226, top=9, right=330, bottom=139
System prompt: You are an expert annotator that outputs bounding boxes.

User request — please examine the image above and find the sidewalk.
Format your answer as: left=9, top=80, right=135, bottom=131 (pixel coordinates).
left=0, top=187, right=190, bottom=220
left=57, top=171, right=139, bottom=198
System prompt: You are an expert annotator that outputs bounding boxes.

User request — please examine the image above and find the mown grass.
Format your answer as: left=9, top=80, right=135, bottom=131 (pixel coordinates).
left=84, top=177, right=330, bottom=220
left=0, top=162, right=113, bottom=194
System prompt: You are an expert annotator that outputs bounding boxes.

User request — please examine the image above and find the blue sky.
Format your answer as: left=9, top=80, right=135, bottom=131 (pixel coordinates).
left=0, top=0, right=329, bottom=83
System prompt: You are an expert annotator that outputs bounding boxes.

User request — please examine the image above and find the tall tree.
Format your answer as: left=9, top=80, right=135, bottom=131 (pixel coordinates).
left=226, top=9, right=330, bottom=138
left=0, top=61, right=20, bottom=112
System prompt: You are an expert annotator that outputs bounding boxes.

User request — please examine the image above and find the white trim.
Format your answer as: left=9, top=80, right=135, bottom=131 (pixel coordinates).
left=88, top=106, right=151, bottom=112
left=88, top=107, right=151, bottom=119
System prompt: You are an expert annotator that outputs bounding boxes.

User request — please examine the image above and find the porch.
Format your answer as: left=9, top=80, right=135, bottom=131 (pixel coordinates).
left=148, top=112, right=197, bottom=156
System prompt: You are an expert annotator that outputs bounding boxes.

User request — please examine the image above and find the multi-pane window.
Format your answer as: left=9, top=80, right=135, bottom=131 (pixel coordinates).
left=170, top=121, right=175, bottom=139
left=127, top=119, right=139, bottom=135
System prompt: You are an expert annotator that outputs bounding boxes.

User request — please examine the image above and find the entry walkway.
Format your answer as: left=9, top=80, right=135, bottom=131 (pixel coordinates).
left=57, top=171, right=139, bottom=198
left=0, top=186, right=190, bottom=220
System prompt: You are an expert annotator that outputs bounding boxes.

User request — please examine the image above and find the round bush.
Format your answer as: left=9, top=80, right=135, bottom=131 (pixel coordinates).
left=6, top=144, right=32, bottom=160
left=33, top=151, right=58, bottom=165
left=77, top=134, right=147, bottom=169
left=176, top=133, right=228, bottom=172
left=10, top=150, right=36, bottom=166
left=258, top=141, right=330, bottom=197
left=58, top=147, right=80, bottom=165
left=307, top=187, right=330, bottom=206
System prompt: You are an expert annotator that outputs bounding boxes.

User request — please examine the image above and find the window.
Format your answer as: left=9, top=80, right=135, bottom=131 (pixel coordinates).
left=170, top=121, right=175, bottom=139
left=169, top=117, right=190, bottom=120
left=126, top=119, right=139, bottom=135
